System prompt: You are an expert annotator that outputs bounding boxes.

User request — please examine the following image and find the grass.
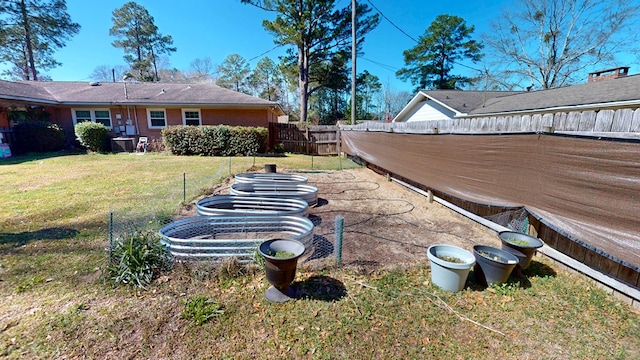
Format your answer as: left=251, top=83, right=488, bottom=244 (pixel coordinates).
left=0, top=151, right=639, bottom=359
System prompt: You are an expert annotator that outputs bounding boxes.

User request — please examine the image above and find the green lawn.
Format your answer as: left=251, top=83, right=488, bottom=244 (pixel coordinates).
left=0, top=151, right=638, bottom=359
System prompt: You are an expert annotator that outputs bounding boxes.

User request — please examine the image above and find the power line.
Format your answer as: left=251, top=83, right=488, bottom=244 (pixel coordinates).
left=366, top=0, right=483, bottom=74
left=248, top=44, right=285, bottom=62
left=360, top=57, right=399, bottom=72
left=366, top=0, right=418, bottom=43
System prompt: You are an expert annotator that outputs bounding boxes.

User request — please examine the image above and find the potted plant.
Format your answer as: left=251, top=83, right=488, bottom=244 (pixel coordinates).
left=258, top=238, right=305, bottom=303
left=427, top=244, right=475, bottom=292
left=498, top=231, right=544, bottom=270
left=473, top=245, right=519, bottom=286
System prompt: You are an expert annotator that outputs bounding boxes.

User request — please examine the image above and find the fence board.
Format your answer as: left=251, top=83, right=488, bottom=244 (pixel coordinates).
left=270, top=123, right=339, bottom=155
left=611, top=109, right=633, bottom=132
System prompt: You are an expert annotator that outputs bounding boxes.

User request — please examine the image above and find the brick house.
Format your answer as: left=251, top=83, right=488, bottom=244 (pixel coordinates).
left=0, top=80, right=284, bottom=150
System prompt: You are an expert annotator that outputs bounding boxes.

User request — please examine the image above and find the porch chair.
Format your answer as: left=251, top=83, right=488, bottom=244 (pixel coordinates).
left=136, top=136, right=148, bottom=153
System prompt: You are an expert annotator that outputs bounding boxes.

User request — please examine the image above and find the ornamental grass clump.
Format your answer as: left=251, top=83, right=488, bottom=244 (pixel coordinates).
left=182, top=295, right=225, bottom=325
left=107, top=230, right=172, bottom=289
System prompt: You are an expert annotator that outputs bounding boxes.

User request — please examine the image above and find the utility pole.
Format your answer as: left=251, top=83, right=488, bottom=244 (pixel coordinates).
left=351, top=0, right=356, bottom=125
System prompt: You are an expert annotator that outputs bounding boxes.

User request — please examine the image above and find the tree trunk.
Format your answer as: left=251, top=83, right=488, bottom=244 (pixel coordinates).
left=298, top=43, right=309, bottom=123
left=19, top=0, right=38, bottom=81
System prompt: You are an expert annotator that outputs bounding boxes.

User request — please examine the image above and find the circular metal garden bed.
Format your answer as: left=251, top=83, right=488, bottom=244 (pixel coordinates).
left=234, top=173, right=308, bottom=184
left=159, top=215, right=314, bottom=262
left=196, top=195, right=309, bottom=217
left=229, top=183, right=318, bottom=205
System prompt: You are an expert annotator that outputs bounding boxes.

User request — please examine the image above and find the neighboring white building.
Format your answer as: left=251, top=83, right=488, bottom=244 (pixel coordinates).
left=393, top=90, right=522, bottom=122
left=394, top=67, right=640, bottom=123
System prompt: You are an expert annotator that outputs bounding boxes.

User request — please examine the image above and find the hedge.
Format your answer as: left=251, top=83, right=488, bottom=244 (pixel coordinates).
left=13, top=121, right=66, bottom=153
left=162, top=125, right=268, bottom=156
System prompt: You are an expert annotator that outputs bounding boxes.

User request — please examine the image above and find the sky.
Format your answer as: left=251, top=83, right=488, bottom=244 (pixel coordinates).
left=11, top=0, right=640, bottom=93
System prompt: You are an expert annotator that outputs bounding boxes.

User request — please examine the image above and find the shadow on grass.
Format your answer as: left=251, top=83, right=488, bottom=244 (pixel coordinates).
left=0, top=227, right=79, bottom=246
left=292, top=275, right=347, bottom=301
left=0, top=150, right=85, bottom=165
left=466, top=259, right=557, bottom=291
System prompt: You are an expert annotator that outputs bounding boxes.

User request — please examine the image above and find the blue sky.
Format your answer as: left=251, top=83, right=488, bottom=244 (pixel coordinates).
left=16, top=0, right=640, bottom=92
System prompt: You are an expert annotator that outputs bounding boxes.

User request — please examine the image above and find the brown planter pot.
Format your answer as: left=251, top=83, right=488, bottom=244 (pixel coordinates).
left=259, top=239, right=305, bottom=302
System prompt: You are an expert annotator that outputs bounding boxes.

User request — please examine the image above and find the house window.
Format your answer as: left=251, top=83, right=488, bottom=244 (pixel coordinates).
left=94, top=110, right=111, bottom=127
left=182, top=109, right=201, bottom=126
left=74, top=110, right=91, bottom=123
left=147, top=109, right=167, bottom=128
left=72, top=109, right=112, bottom=128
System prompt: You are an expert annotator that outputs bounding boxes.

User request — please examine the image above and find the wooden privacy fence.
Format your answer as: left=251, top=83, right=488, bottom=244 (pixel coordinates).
left=342, top=108, right=640, bottom=138
left=270, top=123, right=339, bottom=155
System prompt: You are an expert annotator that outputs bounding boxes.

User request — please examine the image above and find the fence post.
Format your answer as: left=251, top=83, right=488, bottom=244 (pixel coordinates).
left=334, top=216, right=344, bottom=266
left=305, top=126, right=310, bottom=154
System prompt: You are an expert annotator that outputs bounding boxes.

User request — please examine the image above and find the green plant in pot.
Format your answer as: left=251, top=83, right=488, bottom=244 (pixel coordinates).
left=473, top=245, right=519, bottom=286
left=258, top=238, right=305, bottom=303
left=427, top=244, right=475, bottom=292
left=498, top=231, right=544, bottom=270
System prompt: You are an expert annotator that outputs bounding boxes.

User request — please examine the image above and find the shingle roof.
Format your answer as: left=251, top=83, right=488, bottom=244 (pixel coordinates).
left=469, top=74, right=640, bottom=115
left=422, top=90, right=523, bottom=114
left=0, top=80, right=57, bottom=102
left=0, top=80, right=280, bottom=108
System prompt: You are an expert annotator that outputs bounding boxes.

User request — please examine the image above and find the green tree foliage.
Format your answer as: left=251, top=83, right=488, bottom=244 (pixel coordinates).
left=216, top=53, right=251, bottom=93
left=356, top=70, right=381, bottom=119
left=241, top=0, right=379, bottom=122
left=0, top=0, right=80, bottom=80
left=248, top=57, right=283, bottom=101
left=109, top=2, right=176, bottom=82
left=484, top=0, right=640, bottom=89
left=397, top=14, right=483, bottom=90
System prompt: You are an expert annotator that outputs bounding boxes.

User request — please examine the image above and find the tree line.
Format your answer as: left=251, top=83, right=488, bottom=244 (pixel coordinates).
left=1, top=0, right=638, bottom=124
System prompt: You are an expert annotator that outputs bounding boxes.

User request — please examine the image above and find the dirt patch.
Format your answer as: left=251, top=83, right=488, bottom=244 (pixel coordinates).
left=300, top=168, right=501, bottom=269
left=186, top=168, right=502, bottom=270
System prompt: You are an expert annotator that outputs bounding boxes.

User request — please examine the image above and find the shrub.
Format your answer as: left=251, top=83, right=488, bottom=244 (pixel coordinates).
left=13, top=121, right=65, bottom=152
left=74, top=122, right=109, bottom=152
left=107, top=230, right=172, bottom=289
left=162, top=125, right=268, bottom=156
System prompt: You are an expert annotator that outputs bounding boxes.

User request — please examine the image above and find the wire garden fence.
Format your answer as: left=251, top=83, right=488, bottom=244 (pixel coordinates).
left=107, top=155, right=348, bottom=268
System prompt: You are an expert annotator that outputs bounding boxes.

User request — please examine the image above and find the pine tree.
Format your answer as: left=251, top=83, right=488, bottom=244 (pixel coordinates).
left=0, top=0, right=80, bottom=81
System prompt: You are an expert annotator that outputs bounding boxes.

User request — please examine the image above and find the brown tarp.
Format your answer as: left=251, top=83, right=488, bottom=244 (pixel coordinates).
left=341, top=132, right=640, bottom=270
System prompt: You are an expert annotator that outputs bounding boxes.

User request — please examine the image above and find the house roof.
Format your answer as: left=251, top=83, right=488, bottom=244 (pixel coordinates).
left=393, top=90, right=522, bottom=122
left=0, top=80, right=284, bottom=115
left=0, top=80, right=57, bottom=103
left=469, top=74, right=640, bottom=115
left=422, top=90, right=523, bottom=114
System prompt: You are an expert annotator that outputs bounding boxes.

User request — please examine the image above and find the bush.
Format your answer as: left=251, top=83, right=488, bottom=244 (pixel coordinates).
left=107, top=230, right=172, bottom=289
left=13, top=121, right=65, bottom=152
left=162, top=125, right=268, bottom=156
left=74, top=122, right=109, bottom=152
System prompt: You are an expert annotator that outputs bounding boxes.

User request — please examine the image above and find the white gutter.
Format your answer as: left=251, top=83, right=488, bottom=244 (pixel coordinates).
left=390, top=176, right=640, bottom=303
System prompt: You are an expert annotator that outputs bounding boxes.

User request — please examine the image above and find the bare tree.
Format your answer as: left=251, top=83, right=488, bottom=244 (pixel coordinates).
left=378, top=79, right=412, bottom=121
left=484, top=0, right=640, bottom=89
left=187, top=57, right=215, bottom=82
left=90, top=65, right=129, bottom=82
